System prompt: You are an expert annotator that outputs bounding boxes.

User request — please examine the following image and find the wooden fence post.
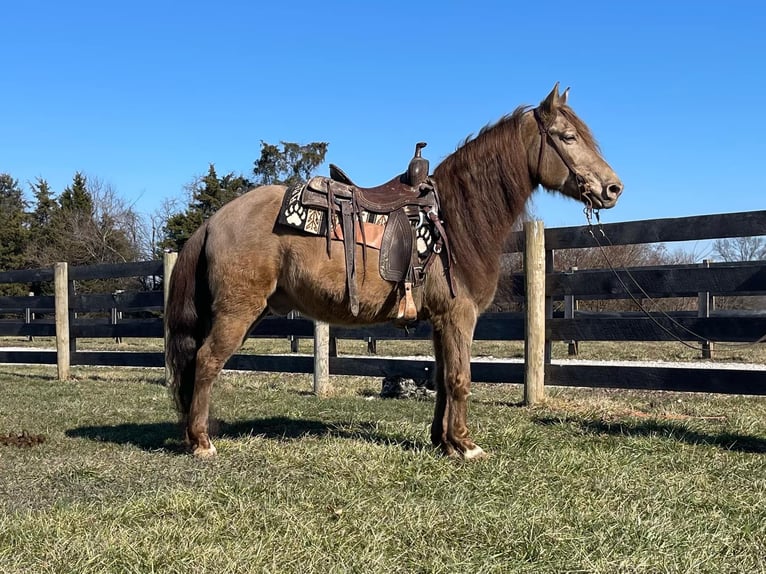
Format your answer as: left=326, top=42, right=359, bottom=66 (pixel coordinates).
left=163, top=251, right=178, bottom=386
left=565, top=266, right=578, bottom=356
left=524, top=220, right=546, bottom=405
left=26, top=291, right=34, bottom=342
left=314, top=320, right=331, bottom=396
left=544, top=249, right=554, bottom=364
left=54, top=262, right=70, bottom=380
left=698, top=259, right=714, bottom=359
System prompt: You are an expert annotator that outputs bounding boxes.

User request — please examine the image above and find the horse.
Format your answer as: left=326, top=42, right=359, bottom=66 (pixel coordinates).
left=165, top=84, right=623, bottom=459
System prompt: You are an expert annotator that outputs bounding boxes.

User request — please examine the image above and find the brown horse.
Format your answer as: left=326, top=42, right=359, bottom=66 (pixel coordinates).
left=165, top=84, right=623, bottom=459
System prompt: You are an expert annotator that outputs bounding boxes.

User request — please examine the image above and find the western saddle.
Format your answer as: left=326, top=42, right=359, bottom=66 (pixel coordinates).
left=289, top=142, right=450, bottom=322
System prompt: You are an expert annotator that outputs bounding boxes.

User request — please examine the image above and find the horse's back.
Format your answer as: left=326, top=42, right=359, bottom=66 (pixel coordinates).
left=206, top=185, right=286, bottom=249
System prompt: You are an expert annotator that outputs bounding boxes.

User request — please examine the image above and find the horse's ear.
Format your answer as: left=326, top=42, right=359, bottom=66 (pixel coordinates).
left=560, top=87, right=570, bottom=105
left=539, top=82, right=561, bottom=120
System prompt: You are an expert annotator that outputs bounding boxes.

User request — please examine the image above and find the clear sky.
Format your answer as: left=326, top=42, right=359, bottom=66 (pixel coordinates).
left=2, top=1, right=764, bottom=230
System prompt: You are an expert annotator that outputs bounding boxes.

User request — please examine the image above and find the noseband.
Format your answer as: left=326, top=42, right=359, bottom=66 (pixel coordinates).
left=533, top=107, right=591, bottom=206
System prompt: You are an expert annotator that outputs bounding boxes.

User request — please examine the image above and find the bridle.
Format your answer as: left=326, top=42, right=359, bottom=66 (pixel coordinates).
left=532, top=107, right=592, bottom=209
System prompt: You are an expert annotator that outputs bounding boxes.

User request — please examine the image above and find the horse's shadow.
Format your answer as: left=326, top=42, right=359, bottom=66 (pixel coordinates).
left=533, top=415, right=766, bottom=454
left=66, top=416, right=428, bottom=454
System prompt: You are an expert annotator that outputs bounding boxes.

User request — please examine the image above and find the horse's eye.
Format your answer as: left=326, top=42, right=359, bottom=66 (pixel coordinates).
left=561, top=134, right=577, bottom=143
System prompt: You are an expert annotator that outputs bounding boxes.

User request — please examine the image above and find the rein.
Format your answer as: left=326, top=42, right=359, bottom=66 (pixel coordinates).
left=583, top=209, right=766, bottom=353
left=533, top=108, right=590, bottom=205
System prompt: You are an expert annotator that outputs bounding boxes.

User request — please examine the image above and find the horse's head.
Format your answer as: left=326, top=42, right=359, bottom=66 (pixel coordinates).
left=528, top=83, right=623, bottom=209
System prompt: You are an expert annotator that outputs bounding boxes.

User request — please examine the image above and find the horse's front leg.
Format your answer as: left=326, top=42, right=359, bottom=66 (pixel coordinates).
left=430, top=304, right=485, bottom=460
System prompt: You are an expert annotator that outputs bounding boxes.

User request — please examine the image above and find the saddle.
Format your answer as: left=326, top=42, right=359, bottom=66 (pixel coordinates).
left=285, top=142, right=447, bottom=323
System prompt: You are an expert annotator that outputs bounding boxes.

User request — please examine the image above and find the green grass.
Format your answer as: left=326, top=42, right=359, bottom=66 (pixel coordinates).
left=1, top=365, right=765, bottom=573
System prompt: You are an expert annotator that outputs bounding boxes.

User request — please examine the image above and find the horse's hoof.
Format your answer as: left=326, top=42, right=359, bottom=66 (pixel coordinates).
left=192, top=442, right=218, bottom=459
left=462, top=444, right=488, bottom=460
left=440, top=442, right=487, bottom=460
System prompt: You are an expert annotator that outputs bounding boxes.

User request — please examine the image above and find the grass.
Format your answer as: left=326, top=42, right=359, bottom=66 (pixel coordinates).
left=1, top=365, right=765, bottom=573
left=3, top=335, right=766, bottom=364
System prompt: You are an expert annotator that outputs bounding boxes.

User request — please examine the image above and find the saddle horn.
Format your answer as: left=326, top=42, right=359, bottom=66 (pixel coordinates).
left=407, top=142, right=429, bottom=187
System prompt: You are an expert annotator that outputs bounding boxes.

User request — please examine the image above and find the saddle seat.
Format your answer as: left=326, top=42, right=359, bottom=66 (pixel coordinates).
left=330, top=164, right=428, bottom=213
left=328, top=164, right=432, bottom=213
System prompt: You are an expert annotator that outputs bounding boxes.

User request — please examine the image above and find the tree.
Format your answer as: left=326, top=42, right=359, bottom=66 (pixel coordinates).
left=712, top=236, right=766, bottom=310
left=0, top=174, right=28, bottom=265
left=253, top=141, right=328, bottom=187
left=161, top=164, right=251, bottom=252
left=58, top=171, right=93, bottom=214
left=160, top=141, right=328, bottom=252
left=0, top=174, right=29, bottom=294
left=713, top=236, right=766, bottom=262
left=32, top=173, right=143, bottom=267
left=25, top=178, right=60, bottom=268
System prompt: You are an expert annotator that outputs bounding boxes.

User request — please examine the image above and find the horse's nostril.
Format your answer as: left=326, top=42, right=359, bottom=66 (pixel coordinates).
left=607, top=183, right=623, bottom=198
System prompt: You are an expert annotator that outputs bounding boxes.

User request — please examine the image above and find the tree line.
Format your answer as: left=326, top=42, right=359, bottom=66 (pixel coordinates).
left=0, top=141, right=327, bottom=295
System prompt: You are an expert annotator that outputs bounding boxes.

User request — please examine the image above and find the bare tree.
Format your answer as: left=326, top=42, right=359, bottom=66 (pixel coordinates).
left=713, top=236, right=766, bottom=262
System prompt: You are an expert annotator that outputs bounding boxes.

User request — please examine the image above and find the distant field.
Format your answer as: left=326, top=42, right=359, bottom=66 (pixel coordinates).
left=1, top=364, right=765, bottom=573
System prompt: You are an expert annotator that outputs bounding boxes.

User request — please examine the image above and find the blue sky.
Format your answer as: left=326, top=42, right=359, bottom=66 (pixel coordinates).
left=2, top=1, right=764, bottom=230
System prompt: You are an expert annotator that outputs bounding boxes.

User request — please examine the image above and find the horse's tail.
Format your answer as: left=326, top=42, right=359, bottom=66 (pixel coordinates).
left=165, top=221, right=211, bottom=421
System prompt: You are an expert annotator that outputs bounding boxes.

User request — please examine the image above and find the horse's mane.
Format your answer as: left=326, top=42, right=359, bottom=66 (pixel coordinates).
left=432, top=106, right=534, bottom=300
left=432, top=103, right=599, bottom=302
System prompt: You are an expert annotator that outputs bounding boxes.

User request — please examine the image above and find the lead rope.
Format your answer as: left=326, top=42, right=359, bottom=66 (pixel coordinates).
left=584, top=208, right=766, bottom=354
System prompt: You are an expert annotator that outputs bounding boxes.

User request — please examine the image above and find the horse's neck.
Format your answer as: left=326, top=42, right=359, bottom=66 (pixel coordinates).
left=433, top=118, right=534, bottom=305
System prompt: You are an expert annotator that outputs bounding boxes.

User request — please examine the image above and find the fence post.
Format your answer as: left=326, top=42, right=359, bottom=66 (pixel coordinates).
left=288, top=310, right=300, bottom=353
left=698, top=259, right=714, bottom=359
left=163, top=251, right=178, bottom=386
left=26, top=291, right=34, bottom=341
left=329, top=336, right=338, bottom=358
left=544, top=249, right=554, bottom=364
left=54, top=262, right=70, bottom=380
left=524, top=220, right=546, bottom=405
left=314, top=320, right=331, bottom=396
left=565, top=266, right=578, bottom=356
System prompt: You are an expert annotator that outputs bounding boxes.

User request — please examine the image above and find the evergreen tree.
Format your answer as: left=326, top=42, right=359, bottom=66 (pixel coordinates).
left=25, top=178, right=60, bottom=268
left=161, top=164, right=251, bottom=252
left=48, top=172, right=96, bottom=265
left=0, top=173, right=29, bottom=294
left=191, top=164, right=250, bottom=219
left=59, top=171, right=93, bottom=214
left=29, top=177, right=58, bottom=229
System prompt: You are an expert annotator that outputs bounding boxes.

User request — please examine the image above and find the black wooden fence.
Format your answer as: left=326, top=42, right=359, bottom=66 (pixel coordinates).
left=1, top=210, right=764, bottom=395
left=540, top=211, right=766, bottom=395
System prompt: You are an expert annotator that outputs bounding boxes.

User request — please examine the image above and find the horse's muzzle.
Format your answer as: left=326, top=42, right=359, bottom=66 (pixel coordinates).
left=588, top=180, right=623, bottom=209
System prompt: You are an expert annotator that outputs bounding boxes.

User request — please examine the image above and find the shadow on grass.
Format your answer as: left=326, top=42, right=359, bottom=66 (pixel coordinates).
left=66, top=422, right=185, bottom=452
left=534, top=415, right=766, bottom=453
left=66, top=416, right=428, bottom=454
left=0, top=368, right=57, bottom=381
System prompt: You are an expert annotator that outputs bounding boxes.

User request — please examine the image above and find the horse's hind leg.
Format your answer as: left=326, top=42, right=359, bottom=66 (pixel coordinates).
left=430, top=302, right=485, bottom=460
left=187, top=307, right=267, bottom=458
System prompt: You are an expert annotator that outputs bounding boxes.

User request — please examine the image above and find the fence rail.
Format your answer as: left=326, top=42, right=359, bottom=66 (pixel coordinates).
left=1, top=210, right=764, bottom=398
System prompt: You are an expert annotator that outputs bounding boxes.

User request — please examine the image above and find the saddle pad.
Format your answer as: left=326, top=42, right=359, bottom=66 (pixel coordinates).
left=278, top=181, right=385, bottom=237
left=277, top=182, right=437, bottom=258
